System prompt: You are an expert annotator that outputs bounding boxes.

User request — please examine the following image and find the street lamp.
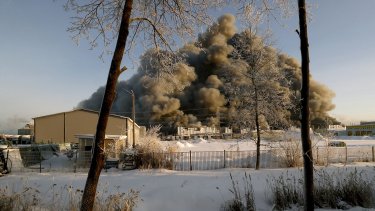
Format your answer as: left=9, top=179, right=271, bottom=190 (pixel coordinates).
left=119, top=88, right=136, bottom=148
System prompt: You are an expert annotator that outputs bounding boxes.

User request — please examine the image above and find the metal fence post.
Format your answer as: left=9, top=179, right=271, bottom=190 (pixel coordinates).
left=189, top=151, right=192, bottom=171
left=223, top=150, right=226, bottom=168
left=372, top=146, right=375, bottom=162
left=39, top=152, right=42, bottom=173
left=74, top=150, right=77, bottom=173
left=345, top=146, right=348, bottom=164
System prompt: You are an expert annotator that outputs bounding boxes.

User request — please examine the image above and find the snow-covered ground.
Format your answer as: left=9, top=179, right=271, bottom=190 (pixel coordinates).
left=1, top=136, right=375, bottom=210
left=168, top=138, right=260, bottom=152
left=1, top=164, right=375, bottom=210
left=334, top=136, right=375, bottom=146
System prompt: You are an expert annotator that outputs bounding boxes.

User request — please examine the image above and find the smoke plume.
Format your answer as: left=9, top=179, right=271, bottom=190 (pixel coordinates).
left=78, top=14, right=336, bottom=129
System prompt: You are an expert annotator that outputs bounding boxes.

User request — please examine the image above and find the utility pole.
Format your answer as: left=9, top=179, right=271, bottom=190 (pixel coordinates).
left=131, top=90, right=136, bottom=148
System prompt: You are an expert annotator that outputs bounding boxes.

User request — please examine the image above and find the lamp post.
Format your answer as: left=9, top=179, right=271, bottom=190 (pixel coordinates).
left=131, top=90, right=136, bottom=148
left=118, top=88, right=136, bottom=148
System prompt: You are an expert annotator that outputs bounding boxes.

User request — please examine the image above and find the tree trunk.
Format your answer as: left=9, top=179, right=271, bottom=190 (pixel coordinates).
left=80, top=0, right=133, bottom=210
left=252, top=78, right=261, bottom=170
left=298, top=0, right=314, bottom=210
left=255, top=107, right=261, bottom=170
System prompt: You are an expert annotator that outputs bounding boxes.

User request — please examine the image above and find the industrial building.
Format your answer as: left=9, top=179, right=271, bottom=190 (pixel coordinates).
left=346, top=121, right=375, bottom=136
left=169, top=126, right=233, bottom=140
left=33, top=109, right=141, bottom=145
left=18, top=124, right=34, bottom=136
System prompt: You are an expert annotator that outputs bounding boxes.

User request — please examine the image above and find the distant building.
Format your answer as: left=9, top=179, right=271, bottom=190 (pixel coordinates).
left=175, top=126, right=232, bottom=139
left=328, top=124, right=346, bottom=136
left=18, top=124, right=34, bottom=136
left=346, top=121, right=375, bottom=136
left=33, top=109, right=141, bottom=145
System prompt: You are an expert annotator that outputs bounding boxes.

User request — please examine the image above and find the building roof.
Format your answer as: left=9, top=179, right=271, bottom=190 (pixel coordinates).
left=33, top=108, right=139, bottom=127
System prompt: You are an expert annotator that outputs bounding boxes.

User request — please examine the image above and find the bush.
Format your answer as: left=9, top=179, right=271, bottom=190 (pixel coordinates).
left=135, top=125, right=179, bottom=169
left=221, top=172, right=255, bottom=211
left=273, top=131, right=303, bottom=168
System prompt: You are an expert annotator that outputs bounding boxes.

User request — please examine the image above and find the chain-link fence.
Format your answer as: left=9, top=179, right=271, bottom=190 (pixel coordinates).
left=4, top=145, right=375, bottom=173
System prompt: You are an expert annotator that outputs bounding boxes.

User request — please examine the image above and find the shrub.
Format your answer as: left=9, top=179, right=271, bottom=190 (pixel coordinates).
left=273, top=131, right=303, bottom=167
left=135, top=125, right=179, bottom=169
left=221, top=172, right=255, bottom=211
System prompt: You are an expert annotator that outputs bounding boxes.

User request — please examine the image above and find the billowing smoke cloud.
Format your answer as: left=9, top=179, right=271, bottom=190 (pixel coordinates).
left=278, top=54, right=336, bottom=121
left=78, top=14, right=336, bottom=129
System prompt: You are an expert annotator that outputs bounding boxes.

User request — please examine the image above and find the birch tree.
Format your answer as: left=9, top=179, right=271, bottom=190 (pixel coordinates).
left=227, top=30, right=291, bottom=170
left=65, top=0, right=223, bottom=210
left=236, top=1, right=315, bottom=206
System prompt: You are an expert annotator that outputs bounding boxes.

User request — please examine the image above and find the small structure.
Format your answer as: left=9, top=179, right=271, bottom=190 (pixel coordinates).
left=328, top=124, right=346, bottom=136
left=18, top=124, right=34, bottom=136
left=75, top=134, right=126, bottom=167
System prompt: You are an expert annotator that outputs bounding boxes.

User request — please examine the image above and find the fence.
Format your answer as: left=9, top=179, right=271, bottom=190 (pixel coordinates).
left=137, top=150, right=282, bottom=171
left=314, top=145, right=375, bottom=166
left=4, top=145, right=375, bottom=173
left=6, top=149, right=93, bottom=173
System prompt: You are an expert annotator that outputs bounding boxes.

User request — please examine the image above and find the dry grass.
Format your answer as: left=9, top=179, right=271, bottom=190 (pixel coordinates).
left=0, top=183, right=139, bottom=211
left=267, top=168, right=375, bottom=210
left=221, top=172, right=255, bottom=211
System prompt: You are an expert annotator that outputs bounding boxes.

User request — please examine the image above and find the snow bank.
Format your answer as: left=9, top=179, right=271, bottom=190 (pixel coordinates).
left=176, top=141, right=195, bottom=149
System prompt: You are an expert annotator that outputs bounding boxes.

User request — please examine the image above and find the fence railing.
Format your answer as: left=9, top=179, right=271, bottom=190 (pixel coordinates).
left=5, top=145, right=375, bottom=173
left=137, top=150, right=283, bottom=171
left=314, top=146, right=375, bottom=166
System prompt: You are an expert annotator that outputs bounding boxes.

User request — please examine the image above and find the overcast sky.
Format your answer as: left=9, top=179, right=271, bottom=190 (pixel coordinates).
left=1, top=0, right=375, bottom=132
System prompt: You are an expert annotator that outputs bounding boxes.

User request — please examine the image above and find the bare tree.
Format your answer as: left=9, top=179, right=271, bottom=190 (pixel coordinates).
left=297, top=0, right=314, bottom=210
left=223, top=30, right=291, bottom=169
left=65, top=0, right=225, bottom=210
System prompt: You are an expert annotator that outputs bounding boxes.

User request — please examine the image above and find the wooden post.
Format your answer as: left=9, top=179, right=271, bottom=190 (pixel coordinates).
left=5, top=149, right=9, bottom=173
left=372, top=146, right=374, bottom=162
left=223, top=150, right=226, bottom=168
left=189, top=151, right=192, bottom=171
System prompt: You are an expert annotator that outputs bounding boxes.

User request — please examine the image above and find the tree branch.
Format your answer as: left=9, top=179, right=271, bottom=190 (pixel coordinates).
left=130, top=17, right=173, bottom=51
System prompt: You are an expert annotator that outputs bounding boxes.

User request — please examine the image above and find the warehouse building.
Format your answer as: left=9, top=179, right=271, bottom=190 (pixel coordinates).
left=33, top=109, right=141, bottom=145
left=346, top=121, right=375, bottom=136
